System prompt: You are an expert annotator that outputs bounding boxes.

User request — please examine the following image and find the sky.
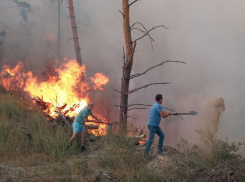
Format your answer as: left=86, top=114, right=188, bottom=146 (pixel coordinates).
left=1, top=0, right=245, bottom=147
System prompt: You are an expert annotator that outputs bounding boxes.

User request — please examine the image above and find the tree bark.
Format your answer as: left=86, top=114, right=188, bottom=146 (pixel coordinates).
left=68, top=0, right=82, bottom=65
left=119, top=0, right=133, bottom=131
left=58, top=0, right=61, bottom=63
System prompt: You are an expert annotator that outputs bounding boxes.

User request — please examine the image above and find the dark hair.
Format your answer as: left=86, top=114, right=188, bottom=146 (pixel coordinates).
left=155, top=94, right=163, bottom=101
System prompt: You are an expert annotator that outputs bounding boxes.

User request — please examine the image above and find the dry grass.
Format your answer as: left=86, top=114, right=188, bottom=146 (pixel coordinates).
left=0, top=92, right=75, bottom=163
left=0, top=91, right=244, bottom=181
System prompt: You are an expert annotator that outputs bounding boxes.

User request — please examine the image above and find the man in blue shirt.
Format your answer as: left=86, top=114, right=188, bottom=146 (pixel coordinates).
left=144, top=94, right=175, bottom=156
left=68, top=102, right=102, bottom=152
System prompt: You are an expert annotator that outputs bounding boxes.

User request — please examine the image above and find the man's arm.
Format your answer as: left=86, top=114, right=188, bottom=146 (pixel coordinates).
left=159, top=111, right=172, bottom=118
left=84, top=116, right=95, bottom=122
left=91, top=114, right=103, bottom=123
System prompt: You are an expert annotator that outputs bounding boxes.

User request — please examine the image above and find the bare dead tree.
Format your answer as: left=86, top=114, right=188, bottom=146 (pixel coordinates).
left=58, top=0, right=61, bottom=63
left=67, top=0, right=82, bottom=65
left=117, top=0, right=185, bottom=131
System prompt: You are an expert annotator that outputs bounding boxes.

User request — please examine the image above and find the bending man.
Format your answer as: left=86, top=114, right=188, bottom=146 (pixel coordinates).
left=144, top=94, right=175, bottom=156
left=68, top=102, right=102, bottom=152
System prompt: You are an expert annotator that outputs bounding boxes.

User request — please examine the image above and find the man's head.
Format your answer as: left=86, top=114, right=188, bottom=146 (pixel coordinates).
left=87, top=102, right=94, bottom=110
left=155, top=94, right=163, bottom=104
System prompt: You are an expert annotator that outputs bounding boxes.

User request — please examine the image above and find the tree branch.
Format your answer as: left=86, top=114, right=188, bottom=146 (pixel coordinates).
left=125, top=82, right=170, bottom=95
left=113, top=89, right=121, bottom=94
left=131, top=25, right=169, bottom=43
left=125, top=114, right=137, bottom=120
left=118, top=10, right=125, bottom=17
left=115, top=104, right=183, bottom=120
left=130, top=60, right=186, bottom=79
left=127, top=104, right=176, bottom=112
left=131, top=22, right=155, bottom=50
left=127, top=107, right=147, bottom=111
left=56, top=107, right=72, bottom=128
left=131, top=28, right=154, bottom=42
left=128, top=0, right=141, bottom=7
left=132, top=28, right=153, bottom=50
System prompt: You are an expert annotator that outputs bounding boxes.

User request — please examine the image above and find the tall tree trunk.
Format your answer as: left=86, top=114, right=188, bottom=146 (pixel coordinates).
left=68, top=0, right=82, bottom=65
left=119, top=0, right=134, bottom=131
left=58, top=0, right=61, bottom=63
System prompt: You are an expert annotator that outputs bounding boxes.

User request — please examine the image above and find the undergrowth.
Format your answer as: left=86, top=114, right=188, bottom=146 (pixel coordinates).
left=0, top=92, right=74, bottom=163
left=1, top=91, right=244, bottom=181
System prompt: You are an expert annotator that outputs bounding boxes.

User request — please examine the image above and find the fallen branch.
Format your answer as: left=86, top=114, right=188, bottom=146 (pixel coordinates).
left=56, top=107, right=72, bottom=128
left=86, top=125, right=99, bottom=130
left=125, top=82, right=170, bottom=95
left=103, top=173, right=119, bottom=182
left=130, top=60, right=186, bottom=79
left=128, top=134, right=146, bottom=139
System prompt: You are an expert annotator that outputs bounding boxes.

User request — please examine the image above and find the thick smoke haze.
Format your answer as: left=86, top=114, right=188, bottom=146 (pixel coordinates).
left=1, top=0, right=245, bottom=147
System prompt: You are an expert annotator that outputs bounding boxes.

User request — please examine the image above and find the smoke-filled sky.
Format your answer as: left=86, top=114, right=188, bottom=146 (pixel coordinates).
left=1, top=0, right=245, bottom=147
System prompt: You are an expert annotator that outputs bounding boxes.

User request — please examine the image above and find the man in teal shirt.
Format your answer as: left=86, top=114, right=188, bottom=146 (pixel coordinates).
left=68, top=102, right=102, bottom=152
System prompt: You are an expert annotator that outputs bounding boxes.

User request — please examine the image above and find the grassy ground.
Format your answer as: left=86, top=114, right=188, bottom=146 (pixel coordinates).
left=0, top=91, right=245, bottom=182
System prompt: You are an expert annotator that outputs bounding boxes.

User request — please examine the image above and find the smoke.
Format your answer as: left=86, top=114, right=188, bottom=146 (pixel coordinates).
left=201, top=98, right=225, bottom=136
left=1, top=0, right=245, bottom=146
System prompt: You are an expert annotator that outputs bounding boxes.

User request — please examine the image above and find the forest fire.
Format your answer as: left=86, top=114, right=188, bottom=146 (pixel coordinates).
left=0, top=59, right=109, bottom=135
left=44, top=33, right=57, bottom=43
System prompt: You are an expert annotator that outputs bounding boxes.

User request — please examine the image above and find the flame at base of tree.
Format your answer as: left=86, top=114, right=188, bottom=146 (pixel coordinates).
left=0, top=58, right=109, bottom=136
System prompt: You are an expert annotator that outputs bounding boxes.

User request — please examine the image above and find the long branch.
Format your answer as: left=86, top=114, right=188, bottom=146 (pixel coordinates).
left=125, top=82, right=170, bottom=95
left=131, top=28, right=154, bottom=41
left=115, top=104, right=183, bottom=120
left=131, top=27, right=154, bottom=50
left=132, top=25, right=168, bottom=43
left=131, top=22, right=155, bottom=42
left=130, top=60, right=186, bottom=79
left=127, top=104, right=176, bottom=112
left=127, top=107, right=147, bottom=111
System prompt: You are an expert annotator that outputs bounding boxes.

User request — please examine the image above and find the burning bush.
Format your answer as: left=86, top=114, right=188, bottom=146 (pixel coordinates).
left=0, top=59, right=110, bottom=135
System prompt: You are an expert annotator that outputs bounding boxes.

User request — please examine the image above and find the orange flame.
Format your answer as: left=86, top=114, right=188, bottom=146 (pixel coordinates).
left=0, top=59, right=109, bottom=135
left=44, top=33, right=57, bottom=44
left=90, top=73, right=109, bottom=90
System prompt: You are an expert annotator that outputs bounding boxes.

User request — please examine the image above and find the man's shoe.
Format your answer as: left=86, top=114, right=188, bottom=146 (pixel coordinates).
left=81, top=146, right=86, bottom=152
left=143, top=156, right=148, bottom=162
left=66, top=144, right=71, bottom=151
left=158, top=151, right=167, bottom=156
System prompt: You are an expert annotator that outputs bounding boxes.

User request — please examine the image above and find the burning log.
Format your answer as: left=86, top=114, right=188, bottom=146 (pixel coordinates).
left=86, top=125, right=99, bottom=130
left=32, top=97, right=109, bottom=134
left=56, top=106, right=72, bottom=128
